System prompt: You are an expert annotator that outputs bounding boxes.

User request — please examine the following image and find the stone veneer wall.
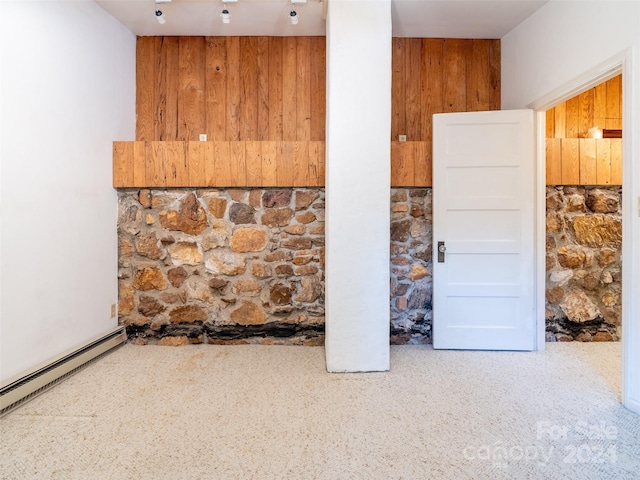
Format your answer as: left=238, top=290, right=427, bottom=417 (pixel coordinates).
left=545, top=186, right=622, bottom=341
left=118, top=189, right=326, bottom=346
left=117, top=186, right=621, bottom=345
left=389, top=188, right=433, bottom=344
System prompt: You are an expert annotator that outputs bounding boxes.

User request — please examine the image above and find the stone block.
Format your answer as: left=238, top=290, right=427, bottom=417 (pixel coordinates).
left=167, top=267, right=188, bottom=288
left=263, top=190, right=292, bottom=208
left=230, top=228, right=268, bottom=253
left=597, top=248, right=617, bottom=267
left=159, top=193, right=208, bottom=235
left=586, top=189, right=620, bottom=213
left=557, top=246, right=586, bottom=269
left=295, top=211, right=316, bottom=224
left=546, top=191, right=564, bottom=211
left=138, top=189, right=152, bottom=208
left=546, top=212, right=564, bottom=233
left=275, top=264, right=294, bottom=276
left=228, top=190, right=247, bottom=202
left=295, top=277, right=322, bottom=303
left=251, top=263, right=272, bottom=278
left=560, top=289, right=601, bottom=323
left=168, top=242, right=203, bottom=266
left=282, top=237, right=313, bottom=250
left=118, top=284, right=135, bottom=315
left=264, top=250, right=292, bottom=262
left=208, top=197, right=227, bottom=218
left=229, top=203, right=256, bottom=224
left=185, top=278, right=213, bottom=302
left=158, top=336, right=189, bottom=346
left=410, top=219, right=429, bottom=238
left=294, top=265, right=319, bottom=276
left=119, top=238, right=133, bottom=258
left=138, top=295, right=166, bottom=317
left=391, top=220, right=411, bottom=242
left=205, top=252, right=247, bottom=276
left=270, top=284, right=293, bottom=305
left=133, top=267, right=167, bottom=291
left=284, top=224, right=306, bottom=235
left=230, top=301, right=268, bottom=325
left=295, top=191, right=319, bottom=210
left=262, top=208, right=294, bottom=227
left=409, top=263, right=429, bottom=280
left=572, top=215, right=622, bottom=247
left=169, top=305, right=208, bottom=323
left=545, top=287, right=564, bottom=304
left=391, top=190, right=407, bottom=202
left=249, top=190, right=262, bottom=207
left=233, top=278, right=262, bottom=294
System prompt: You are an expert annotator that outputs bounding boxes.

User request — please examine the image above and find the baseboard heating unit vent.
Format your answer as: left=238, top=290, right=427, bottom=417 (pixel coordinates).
left=0, top=326, right=127, bottom=417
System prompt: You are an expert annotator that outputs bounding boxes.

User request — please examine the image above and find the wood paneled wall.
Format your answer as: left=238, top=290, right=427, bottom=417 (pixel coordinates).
left=121, top=36, right=501, bottom=188
left=391, top=38, right=500, bottom=142
left=136, top=36, right=326, bottom=142
left=545, top=75, right=622, bottom=185
left=546, top=75, right=622, bottom=139
left=546, top=138, right=622, bottom=185
left=389, top=38, right=499, bottom=186
left=113, top=141, right=325, bottom=188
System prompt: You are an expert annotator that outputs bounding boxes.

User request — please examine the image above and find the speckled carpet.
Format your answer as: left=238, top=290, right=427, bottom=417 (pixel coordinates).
left=1, top=342, right=639, bottom=479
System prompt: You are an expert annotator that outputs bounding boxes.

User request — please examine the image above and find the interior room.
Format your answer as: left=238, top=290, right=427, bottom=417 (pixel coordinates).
left=544, top=75, right=623, bottom=343
left=1, top=1, right=639, bottom=478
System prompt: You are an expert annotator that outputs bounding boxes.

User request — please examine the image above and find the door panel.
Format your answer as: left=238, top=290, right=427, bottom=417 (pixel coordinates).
left=433, top=109, right=535, bottom=351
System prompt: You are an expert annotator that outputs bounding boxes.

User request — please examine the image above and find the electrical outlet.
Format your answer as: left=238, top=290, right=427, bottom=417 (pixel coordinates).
left=398, top=135, right=407, bottom=142
left=199, top=134, right=207, bottom=141
left=111, top=304, right=117, bottom=318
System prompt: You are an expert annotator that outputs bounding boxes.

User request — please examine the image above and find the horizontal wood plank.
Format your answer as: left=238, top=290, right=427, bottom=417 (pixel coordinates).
left=596, top=139, right=611, bottom=185
left=579, top=138, right=597, bottom=185
left=610, top=139, right=622, bottom=185
left=546, top=138, right=620, bottom=186
left=545, top=139, right=562, bottom=185
left=114, top=140, right=430, bottom=188
left=560, top=139, right=580, bottom=185
left=113, top=142, right=134, bottom=188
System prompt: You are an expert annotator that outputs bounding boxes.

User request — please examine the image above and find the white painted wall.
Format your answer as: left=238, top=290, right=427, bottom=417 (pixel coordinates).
left=0, top=1, right=136, bottom=382
left=501, top=0, right=640, bottom=413
left=325, top=0, right=391, bottom=372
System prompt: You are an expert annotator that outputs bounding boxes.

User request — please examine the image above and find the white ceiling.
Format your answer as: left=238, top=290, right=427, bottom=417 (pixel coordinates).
left=95, top=0, right=547, bottom=38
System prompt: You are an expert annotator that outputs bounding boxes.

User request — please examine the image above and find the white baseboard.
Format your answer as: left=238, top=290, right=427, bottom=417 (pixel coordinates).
left=0, top=326, right=127, bottom=417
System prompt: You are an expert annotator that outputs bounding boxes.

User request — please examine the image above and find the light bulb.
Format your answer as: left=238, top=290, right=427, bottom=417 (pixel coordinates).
left=588, top=126, right=603, bottom=139
left=155, top=9, right=166, bottom=24
left=221, top=9, right=231, bottom=24
left=290, top=10, right=298, bottom=25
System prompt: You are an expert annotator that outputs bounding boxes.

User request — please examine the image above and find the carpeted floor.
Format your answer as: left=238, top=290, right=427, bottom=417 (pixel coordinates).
left=1, top=342, right=639, bottom=479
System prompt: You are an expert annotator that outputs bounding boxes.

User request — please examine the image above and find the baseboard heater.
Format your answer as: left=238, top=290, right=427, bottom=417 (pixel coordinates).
left=0, top=326, right=127, bottom=417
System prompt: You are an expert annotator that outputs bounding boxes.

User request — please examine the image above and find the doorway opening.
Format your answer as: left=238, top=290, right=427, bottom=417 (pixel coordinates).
left=530, top=51, right=639, bottom=412
left=543, top=75, right=623, bottom=343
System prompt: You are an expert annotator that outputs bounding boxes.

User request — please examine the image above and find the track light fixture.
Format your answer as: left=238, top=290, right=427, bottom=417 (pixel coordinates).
left=220, top=0, right=236, bottom=24
left=155, top=0, right=170, bottom=24
left=155, top=9, right=166, bottom=24
left=289, top=0, right=305, bottom=25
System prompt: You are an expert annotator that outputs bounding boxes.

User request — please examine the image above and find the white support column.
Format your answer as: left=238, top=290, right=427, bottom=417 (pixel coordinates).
left=325, top=0, right=391, bottom=372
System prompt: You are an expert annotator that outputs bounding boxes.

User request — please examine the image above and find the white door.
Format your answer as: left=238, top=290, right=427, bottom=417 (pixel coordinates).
left=432, top=110, right=535, bottom=351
